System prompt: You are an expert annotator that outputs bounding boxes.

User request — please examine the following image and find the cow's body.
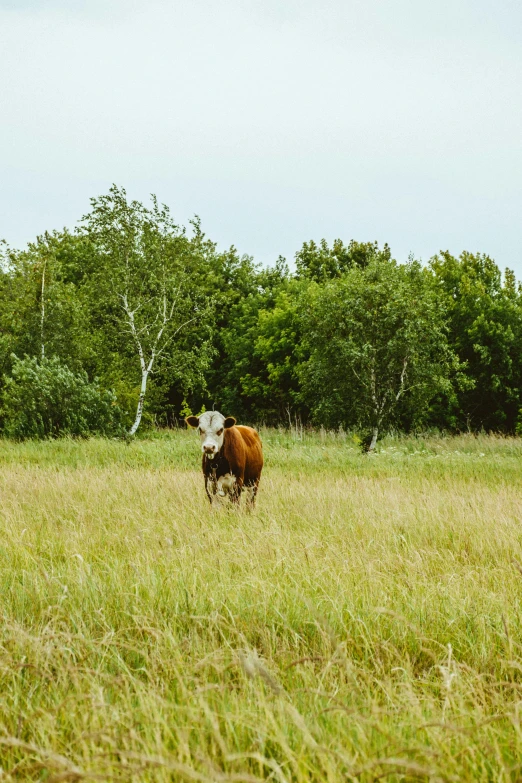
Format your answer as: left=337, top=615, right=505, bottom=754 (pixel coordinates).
left=186, top=412, right=263, bottom=508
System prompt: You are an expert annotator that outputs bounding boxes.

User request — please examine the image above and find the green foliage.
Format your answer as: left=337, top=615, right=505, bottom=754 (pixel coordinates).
left=300, top=255, right=458, bottom=442
left=295, top=238, right=391, bottom=282
left=3, top=187, right=522, bottom=436
left=78, top=186, right=215, bottom=431
left=0, top=231, right=93, bottom=378
left=243, top=281, right=308, bottom=420
left=0, top=355, right=123, bottom=439
left=179, top=398, right=193, bottom=419
left=203, top=256, right=291, bottom=420
left=431, top=251, right=522, bottom=431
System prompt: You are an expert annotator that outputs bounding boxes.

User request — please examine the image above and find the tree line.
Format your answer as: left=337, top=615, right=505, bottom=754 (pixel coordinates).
left=1, top=185, right=521, bottom=447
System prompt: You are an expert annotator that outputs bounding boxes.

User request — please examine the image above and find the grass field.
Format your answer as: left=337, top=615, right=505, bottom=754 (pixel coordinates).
left=1, top=429, right=522, bottom=781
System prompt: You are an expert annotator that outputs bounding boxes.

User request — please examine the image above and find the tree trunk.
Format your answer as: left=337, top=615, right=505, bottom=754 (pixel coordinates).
left=40, top=258, right=46, bottom=360
left=368, top=426, right=379, bottom=452
left=129, top=370, right=148, bottom=436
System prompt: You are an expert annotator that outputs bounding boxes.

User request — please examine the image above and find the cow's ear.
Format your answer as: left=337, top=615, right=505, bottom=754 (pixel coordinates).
left=185, top=416, right=200, bottom=428
left=224, top=416, right=236, bottom=429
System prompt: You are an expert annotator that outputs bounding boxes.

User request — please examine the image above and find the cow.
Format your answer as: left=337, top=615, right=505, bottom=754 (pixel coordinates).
left=185, top=411, right=263, bottom=508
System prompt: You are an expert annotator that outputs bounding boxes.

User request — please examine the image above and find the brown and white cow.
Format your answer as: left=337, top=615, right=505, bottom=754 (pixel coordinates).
left=185, top=411, right=263, bottom=508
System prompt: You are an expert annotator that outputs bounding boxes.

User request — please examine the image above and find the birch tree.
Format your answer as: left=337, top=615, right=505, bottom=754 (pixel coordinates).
left=0, top=233, right=88, bottom=375
left=301, top=254, right=459, bottom=449
left=81, top=186, right=211, bottom=435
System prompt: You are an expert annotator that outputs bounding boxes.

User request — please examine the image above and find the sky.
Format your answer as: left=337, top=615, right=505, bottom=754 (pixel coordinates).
left=1, top=0, right=522, bottom=274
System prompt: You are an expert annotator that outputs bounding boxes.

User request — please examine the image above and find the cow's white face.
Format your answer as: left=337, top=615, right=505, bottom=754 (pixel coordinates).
left=185, top=411, right=236, bottom=459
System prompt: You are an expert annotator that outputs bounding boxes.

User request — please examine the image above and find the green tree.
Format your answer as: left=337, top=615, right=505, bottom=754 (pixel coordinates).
left=301, top=256, right=458, bottom=449
left=430, top=251, right=522, bottom=431
left=242, top=280, right=307, bottom=421
left=181, top=244, right=262, bottom=418
left=0, top=232, right=92, bottom=378
left=79, top=186, right=213, bottom=434
left=206, top=256, right=291, bottom=421
left=295, top=238, right=391, bottom=282
left=0, top=355, right=123, bottom=439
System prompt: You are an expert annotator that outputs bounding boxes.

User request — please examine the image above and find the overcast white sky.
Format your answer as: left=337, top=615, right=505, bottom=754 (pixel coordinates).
left=1, top=0, right=521, bottom=273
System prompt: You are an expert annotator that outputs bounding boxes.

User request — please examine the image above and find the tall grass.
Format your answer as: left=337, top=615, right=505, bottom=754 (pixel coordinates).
left=1, top=431, right=522, bottom=780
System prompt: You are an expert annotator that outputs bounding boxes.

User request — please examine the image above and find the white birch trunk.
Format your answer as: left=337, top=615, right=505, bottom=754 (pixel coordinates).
left=40, top=258, right=46, bottom=360
left=129, top=369, right=149, bottom=436
left=368, top=426, right=379, bottom=452
left=120, top=291, right=197, bottom=437
left=365, top=354, right=409, bottom=452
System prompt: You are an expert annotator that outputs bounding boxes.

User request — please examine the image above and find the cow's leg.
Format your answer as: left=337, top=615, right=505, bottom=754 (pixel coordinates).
left=205, top=475, right=216, bottom=505
left=231, top=476, right=243, bottom=505
left=245, top=479, right=259, bottom=510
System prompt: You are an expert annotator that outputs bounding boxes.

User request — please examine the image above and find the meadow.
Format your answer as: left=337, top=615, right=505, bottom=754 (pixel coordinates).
left=1, top=429, right=522, bottom=781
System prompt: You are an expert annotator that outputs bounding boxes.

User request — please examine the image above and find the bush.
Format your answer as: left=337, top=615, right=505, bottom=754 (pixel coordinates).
left=0, top=355, right=124, bottom=439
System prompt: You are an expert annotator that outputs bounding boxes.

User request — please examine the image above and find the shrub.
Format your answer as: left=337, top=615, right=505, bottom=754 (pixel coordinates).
left=0, top=355, right=124, bottom=439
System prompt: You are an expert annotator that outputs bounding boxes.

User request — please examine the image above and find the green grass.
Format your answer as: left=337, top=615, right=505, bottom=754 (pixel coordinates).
left=1, top=430, right=522, bottom=781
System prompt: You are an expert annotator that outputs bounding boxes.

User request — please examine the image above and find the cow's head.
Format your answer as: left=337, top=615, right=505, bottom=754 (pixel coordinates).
left=185, top=411, right=236, bottom=459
